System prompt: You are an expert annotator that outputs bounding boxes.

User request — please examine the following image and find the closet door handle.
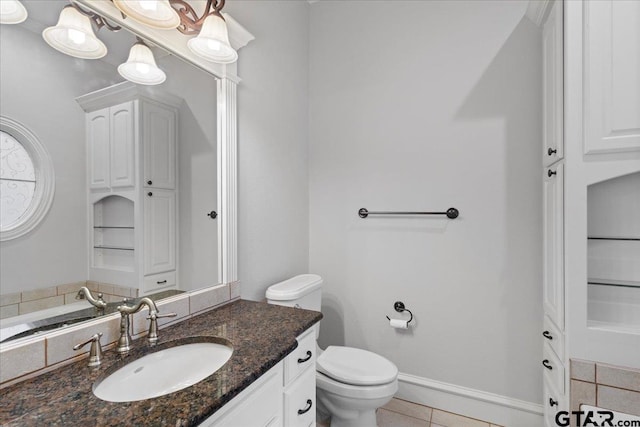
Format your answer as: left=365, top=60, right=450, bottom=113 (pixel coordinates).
left=297, top=399, right=313, bottom=415
left=147, top=180, right=153, bottom=185
left=542, top=331, right=553, bottom=340
left=547, top=169, right=557, bottom=178
left=547, top=148, right=557, bottom=156
left=147, top=192, right=153, bottom=197
left=297, top=350, right=312, bottom=364
left=542, top=359, right=553, bottom=370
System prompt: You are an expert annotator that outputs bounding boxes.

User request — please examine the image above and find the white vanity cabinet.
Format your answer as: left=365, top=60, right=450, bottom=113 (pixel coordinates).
left=202, top=328, right=317, bottom=427
left=78, top=83, right=180, bottom=294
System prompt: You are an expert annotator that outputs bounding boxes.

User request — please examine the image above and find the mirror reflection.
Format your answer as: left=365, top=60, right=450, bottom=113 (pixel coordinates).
left=0, top=0, right=219, bottom=342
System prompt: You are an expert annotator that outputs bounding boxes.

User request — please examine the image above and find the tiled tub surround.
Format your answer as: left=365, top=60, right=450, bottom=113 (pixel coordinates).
left=0, top=298, right=322, bottom=426
left=0, top=281, right=138, bottom=319
left=570, top=359, right=640, bottom=419
left=0, top=283, right=237, bottom=385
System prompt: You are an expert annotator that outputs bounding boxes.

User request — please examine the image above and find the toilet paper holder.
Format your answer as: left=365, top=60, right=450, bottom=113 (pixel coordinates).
left=386, top=301, right=413, bottom=324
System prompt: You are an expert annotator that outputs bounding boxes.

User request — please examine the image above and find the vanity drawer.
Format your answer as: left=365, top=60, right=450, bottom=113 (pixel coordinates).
left=142, top=270, right=176, bottom=293
left=284, top=367, right=315, bottom=427
left=284, top=327, right=316, bottom=385
left=543, top=342, right=565, bottom=394
left=543, top=381, right=565, bottom=427
left=543, top=315, right=564, bottom=359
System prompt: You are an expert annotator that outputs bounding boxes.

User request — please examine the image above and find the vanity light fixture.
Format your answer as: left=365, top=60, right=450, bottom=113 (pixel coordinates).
left=173, top=0, right=238, bottom=64
left=42, top=5, right=112, bottom=59
left=0, top=0, right=28, bottom=24
left=118, top=40, right=166, bottom=85
left=112, top=0, right=180, bottom=30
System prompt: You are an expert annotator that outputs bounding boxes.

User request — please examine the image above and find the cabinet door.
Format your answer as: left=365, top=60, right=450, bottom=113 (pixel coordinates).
left=542, top=0, right=563, bottom=166
left=87, top=109, right=110, bottom=190
left=109, top=101, right=136, bottom=188
left=584, top=0, right=640, bottom=154
left=143, top=102, right=176, bottom=189
left=284, top=368, right=315, bottom=427
left=543, top=162, right=564, bottom=330
left=143, top=189, right=176, bottom=274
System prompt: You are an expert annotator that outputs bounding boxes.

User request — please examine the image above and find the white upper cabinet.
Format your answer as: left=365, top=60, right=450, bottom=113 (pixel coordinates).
left=109, top=102, right=136, bottom=189
left=87, top=110, right=110, bottom=190
left=543, top=162, right=564, bottom=330
left=542, top=0, right=563, bottom=166
left=87, top=101, right=136, bottom=190
left=584, top=0, right=640, bottom=154
left=142, top=102, right=176, bottom=190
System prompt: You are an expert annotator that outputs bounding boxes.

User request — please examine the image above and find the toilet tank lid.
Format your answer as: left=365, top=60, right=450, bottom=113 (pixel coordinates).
left=266, top=274, right=323, bottom=301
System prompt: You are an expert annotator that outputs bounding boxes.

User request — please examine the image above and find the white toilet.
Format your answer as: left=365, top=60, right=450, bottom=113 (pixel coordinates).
left=266, top=274, right=398, bottom=427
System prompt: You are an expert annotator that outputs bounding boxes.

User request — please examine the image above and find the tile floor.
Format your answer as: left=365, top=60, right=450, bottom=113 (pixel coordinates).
left=317, top=398, right=503, bottom=427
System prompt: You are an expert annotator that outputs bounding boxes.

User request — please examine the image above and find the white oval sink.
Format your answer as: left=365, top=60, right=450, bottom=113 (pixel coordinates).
left=93, top=340, right=233, bottom=402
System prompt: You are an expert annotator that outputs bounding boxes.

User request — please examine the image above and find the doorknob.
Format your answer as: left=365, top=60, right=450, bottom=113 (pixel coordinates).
left=207, top=211, right=217, bottom=219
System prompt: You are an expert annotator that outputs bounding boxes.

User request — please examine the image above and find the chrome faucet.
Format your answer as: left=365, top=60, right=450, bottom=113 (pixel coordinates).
left=116, top=297, right=176, bottom=353
left=75, top=287, right=107, bottom=312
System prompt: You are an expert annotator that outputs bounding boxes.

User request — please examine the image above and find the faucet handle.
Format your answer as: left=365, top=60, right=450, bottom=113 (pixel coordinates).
left=73, top=333, right=103, bottom=367
left=146, top=311, right=177, bottom=345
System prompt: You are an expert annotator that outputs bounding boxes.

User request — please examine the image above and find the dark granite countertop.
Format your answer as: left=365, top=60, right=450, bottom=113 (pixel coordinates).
left=0, top=299, right=322, bottom=426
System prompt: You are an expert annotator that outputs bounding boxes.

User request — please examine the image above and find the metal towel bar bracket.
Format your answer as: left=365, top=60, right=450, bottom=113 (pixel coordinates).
left=358, top=207, right=459, bottom=219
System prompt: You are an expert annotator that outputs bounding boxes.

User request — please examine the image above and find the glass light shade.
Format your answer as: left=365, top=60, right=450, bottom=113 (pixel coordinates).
left=113, top=0, right=179, bottom=30
left=0, top=0, right=28, bottom=24
left=42, top=6, right=107, bottom=59
left=187, top=14, right=237, bottom=64
left=118, top=42, right=166, bottom=85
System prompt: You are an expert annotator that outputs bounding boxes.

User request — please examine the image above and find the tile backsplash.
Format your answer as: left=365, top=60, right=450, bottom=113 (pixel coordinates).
left=570, top=359, right=640, bottom=419
left=0, top=281, right=138, bottom=319
left=0, top=282, right=238, bottom=387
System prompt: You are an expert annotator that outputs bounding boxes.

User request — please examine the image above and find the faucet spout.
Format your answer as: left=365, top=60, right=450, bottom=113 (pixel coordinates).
left=116, top=297, right=163, bottom=353
left=76, top=287, right=107, bottom=311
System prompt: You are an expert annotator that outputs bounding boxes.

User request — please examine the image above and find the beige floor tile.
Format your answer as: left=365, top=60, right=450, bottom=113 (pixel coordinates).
left=377, top=409, right=429, bottom=427
left=382, top=398, right=432, bottom=421
left=431, top=409, right=490, bottom=427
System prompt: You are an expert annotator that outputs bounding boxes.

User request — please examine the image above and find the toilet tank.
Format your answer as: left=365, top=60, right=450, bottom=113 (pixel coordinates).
left=266, top=274, right=323, bottom=311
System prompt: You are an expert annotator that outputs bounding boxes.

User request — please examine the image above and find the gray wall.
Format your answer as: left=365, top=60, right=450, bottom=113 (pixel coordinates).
left=0, top=25, right=120, bottom=294
left=225, top=1, right=311, bottom=301
left=308, top=1, right=543, bottom=404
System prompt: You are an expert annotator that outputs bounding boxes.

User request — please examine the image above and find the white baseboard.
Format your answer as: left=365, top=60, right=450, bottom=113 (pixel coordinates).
left=396, top=373, right=543, bottom=427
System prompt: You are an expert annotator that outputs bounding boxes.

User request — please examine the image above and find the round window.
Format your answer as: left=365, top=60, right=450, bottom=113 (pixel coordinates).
left=0, top=117, right=55, bottom=241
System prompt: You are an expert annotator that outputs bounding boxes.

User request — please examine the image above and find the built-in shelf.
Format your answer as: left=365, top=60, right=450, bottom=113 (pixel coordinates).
left=93, top=245, right=135, bottom=251
left=587, top=237, right=640, bottom=241
left=587, top=279, right=640, bottom=289
left=94, top=226, right=134, bottom=229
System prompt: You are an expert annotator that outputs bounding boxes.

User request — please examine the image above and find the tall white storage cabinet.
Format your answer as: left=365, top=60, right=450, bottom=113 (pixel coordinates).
left=77, top=83, right=181, bottom=296
left=539, top=1, right=640, bottom=424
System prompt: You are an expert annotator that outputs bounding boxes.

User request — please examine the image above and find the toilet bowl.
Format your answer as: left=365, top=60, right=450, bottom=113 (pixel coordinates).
left=266, top=274, right=398, bottom=427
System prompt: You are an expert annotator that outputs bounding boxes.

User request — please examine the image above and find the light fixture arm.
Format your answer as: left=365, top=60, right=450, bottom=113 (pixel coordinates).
left=69, top=0, right=121, bottom=32
left=170, top=0, right=227, bottom=35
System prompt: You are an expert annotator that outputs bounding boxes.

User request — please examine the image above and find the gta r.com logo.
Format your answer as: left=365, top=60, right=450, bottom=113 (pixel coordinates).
left=555, top=410, right=640, bottom=427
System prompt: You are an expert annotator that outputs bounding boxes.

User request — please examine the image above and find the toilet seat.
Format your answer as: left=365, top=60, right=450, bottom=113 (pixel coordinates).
left=317, top=346, right=398, bottom=386
left=316, top=371, right=398, bottom=399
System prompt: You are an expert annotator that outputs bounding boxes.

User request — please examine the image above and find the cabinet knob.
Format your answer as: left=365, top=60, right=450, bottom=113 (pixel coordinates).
left=542, top=331, right=553, bottom=340
left=549, top=398, right=558, bottom=407
left=297, top=399, right=313, bottom=415
left=547, top=148, right=557, bottom=156
left=148, top=192, right=153, bottom=197
left=207, top=211, right=217, bottom=219
left=147, top=180, right=153, bottom=185
left=547, top=169, right=557, bottom=178
left=542, top=359, right=553, bottom=370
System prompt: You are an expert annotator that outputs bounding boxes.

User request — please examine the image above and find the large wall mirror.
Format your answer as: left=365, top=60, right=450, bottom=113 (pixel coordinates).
left=0, top=0, right=240, bottom=344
